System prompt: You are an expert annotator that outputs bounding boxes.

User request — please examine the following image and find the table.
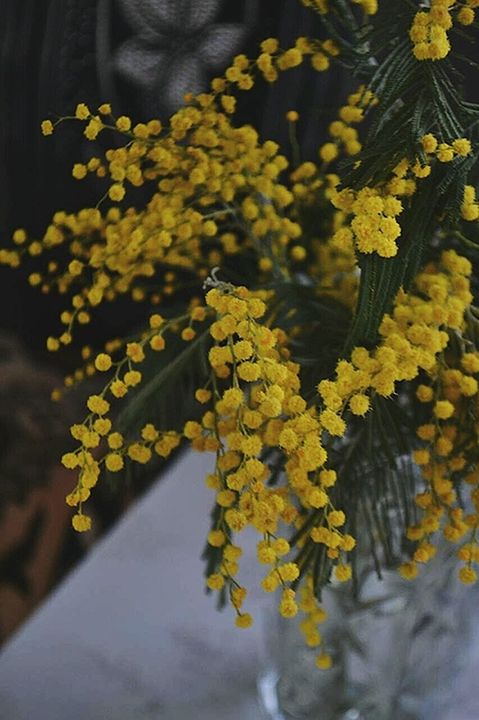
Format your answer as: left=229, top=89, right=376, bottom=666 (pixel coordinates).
left=0, top=450, right=267, bottom=720
left=2, top=450, right=479, bottom=720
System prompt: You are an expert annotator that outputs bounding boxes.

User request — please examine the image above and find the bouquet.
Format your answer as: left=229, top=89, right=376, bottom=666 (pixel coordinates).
left=4, top=0, right=479, bottom=670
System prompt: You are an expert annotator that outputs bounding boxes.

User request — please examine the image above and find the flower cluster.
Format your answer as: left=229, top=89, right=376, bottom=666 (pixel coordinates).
left=318, top=85, right=375, bottom=163
left=201, top=285, right=313, bottom=620
left=420, top=133, right=472, bottom=164
left=301, top=0, right=378, bottom=16
left=397, top=253, right=479, bottom=583
left=12, top=101, right=306, bottom=339
left=329, top=133, right=474, bottom=259
left=59, top=307, right=213, bottom=527
left=331, top=184, right=405, bottom=258
left=410, top=0, right=477, bottom=61
left=462, top=185, right=479, bottom=221
left=194, top=280, right=358, bottom=666
left=5, top=0, right=479, bottom=675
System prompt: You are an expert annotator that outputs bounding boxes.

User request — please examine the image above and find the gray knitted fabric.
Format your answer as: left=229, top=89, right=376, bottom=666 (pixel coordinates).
left=114, top=0, right=252, bottom=116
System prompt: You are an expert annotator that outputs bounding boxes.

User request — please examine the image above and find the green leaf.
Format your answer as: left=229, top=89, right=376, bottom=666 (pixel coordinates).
left=116, top=322, right=212, bottom=437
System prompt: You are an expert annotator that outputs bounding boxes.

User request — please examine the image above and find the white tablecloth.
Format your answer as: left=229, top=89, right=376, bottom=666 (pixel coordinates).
left=2, top=450, right=479, bottom=720
left=0, top=451, right=267, bottom=720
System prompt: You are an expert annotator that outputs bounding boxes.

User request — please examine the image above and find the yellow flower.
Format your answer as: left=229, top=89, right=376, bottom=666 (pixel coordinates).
left=72, top=163, right=87, bottom=180
left=207, top=530, right=226, bottom=547
left=47, top=337, right=60, bottom=352
left=116, top=115, right=132, bottom=131
left=279, top=588, right=298, bottom=617
left=437, top=143, right=454, bottom=162
left=105, top=453, right=124, bottom=472
left=308, top=488, right=328, bottom=508
left=458, top=566, right=477, bottom=584
left=184, top=421, right=202, bottom=439
left=235, top=613, right=253, bottom=628
left=315, top=653, right=332, bottom=670
left=95, top=353, right=112, bottom=371
left=349, top=393, right=370, bottom=416
left=75, top=103, right=90, bottom=119
left=225, top=509, right=247, bottom=531
left=257, top=544, right=276, bottom=564
left=221, top=95, right=236, bottom=114
left=340, top=534, right=356, bottom=551
left=72, top=513, right=92, bottom=532
left=141, top=424, right=159, bottom=442
left=181, top=327, right=196, bottom=341
left=207, top=573, right=225, bottom=590
left=279, top=428, right=299, bottom=452
left=108, top=432, right=124, bottom=449
left=150, top=335, right=166, bottom=351
left=41, top=119, right=54, bottom=135
left=111, top=380, right=128, bottom=398
left=84, top=116, right=103, bottom=140
left=334, top=563, right=352, bottom=582
left=327, top=510, right=345, bottom=527
left=260, top=38, right=279, bottom=53
left=320, top=409, right=346, bottom=436
left=433, top=400, right=454, bottom=419
left=416, top=384, right=433, bottom=402
left=278, top=48, right=303, bottom=70
left=452, top=138, right=472, bottom=156
left=126, top=342, right=145, bottom=363
left=93, top=418, right=112, bottom=436
left=127, top=443, right=152, bottom=464
left=421, top=134, right=438, bottom=153
left=277, top=562, right=300, bottom=581
left=457, top=7, right=475, bottom=25
left=124, top=370, right=142, bottom=387
left=311, top=53, right=329, bottom=71
left=61, top=452, right=79, bottom=469
left=398, top=561, right=418, bottom=580
left=87, top=395, right=110, bottom=415
left=241, top=434, right=263, bottom=456
left=319, top=142, right=338, bottom=163
left=109, top=183, right=125, bottom=201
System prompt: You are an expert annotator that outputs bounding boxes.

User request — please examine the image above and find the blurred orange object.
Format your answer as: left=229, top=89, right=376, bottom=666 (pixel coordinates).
left=0, top=466, right=77, bottom=642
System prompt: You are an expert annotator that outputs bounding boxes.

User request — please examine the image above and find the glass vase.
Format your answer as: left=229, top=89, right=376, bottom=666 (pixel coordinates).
left=257, top=541, right=478, bottom=720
